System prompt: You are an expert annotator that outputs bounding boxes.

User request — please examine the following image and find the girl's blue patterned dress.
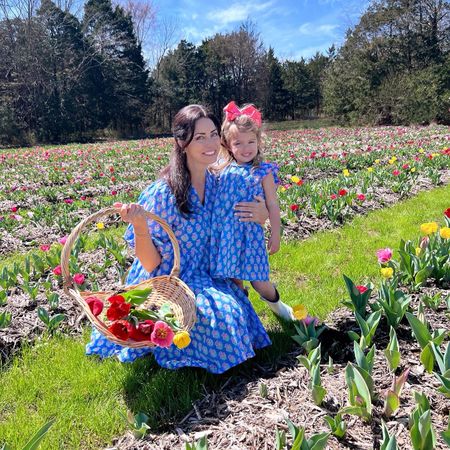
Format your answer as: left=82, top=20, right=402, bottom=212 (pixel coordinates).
left=210, top=161, right=279, bottom=281
left=85, top=171, right=271, bottom=373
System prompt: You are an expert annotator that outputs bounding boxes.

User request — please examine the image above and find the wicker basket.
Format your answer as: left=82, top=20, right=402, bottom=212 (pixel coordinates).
left=61, top=206, right=197, bottom=348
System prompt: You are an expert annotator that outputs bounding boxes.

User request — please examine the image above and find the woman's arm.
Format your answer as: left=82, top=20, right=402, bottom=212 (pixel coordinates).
left=262, top=174, right=281, bottom=254
left=114, top=202, right=162, bottom=273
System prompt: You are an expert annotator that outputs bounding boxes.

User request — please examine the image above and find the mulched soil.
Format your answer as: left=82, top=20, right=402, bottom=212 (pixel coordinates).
left=107, top=286, right=450, bottom=450
left=0, top=171, right=448, bottom=257
left=0, top=248, right=125, bottom=364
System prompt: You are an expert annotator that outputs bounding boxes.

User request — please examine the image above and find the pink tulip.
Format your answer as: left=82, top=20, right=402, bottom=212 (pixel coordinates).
left=73, top=273, right=85, bottom=285
left=151, top=321, right=174, bottom=347
left=420, top=236, right=429, bottom=250
left=52, top=265, right=62, bottom=276
left=39, top=244, right=51, bottom=252
left=303, top=316, right=320, bottom=326
left=376, top=248, right=393, bottom=263
left=58, top=236, right=68, bottom=245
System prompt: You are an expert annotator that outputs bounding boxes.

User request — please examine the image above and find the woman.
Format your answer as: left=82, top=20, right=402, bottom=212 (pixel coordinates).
left=86, top=105, right=275, bottom=374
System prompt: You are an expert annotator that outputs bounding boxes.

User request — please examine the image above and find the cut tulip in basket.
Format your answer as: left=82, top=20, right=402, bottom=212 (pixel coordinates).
left=60, top=206, right=197, bottom=350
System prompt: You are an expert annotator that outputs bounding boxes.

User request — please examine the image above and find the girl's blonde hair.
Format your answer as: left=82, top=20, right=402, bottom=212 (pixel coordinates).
left=218, top=104, right=263, bottom=169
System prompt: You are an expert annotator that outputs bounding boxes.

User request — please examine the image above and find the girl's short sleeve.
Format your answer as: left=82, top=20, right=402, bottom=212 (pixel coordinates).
left=257, top=161, right=280, bottom=185
left=123, top=181, right=176, bottom=282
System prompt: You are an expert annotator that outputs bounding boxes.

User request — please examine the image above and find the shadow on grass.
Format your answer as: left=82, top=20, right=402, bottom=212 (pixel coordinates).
left=120, top=325, right=299, bottom=431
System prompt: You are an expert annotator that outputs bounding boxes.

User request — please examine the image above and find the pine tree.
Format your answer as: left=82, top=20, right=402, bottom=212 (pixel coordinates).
left=262, top=48, right=288, bottom=121
left=83, top=0, right=149, bottom=135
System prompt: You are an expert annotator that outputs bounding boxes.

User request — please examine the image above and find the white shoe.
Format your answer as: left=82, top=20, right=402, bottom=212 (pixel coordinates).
left=260, top=288, right=295, bottom=321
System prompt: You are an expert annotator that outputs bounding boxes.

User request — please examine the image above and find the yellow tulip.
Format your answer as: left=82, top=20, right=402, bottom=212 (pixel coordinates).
left=280, top=187, right=286, bottom=192
left=432, top=153, right=439, bottom=157
left=291, top=175, right=300, bottom=183
left=380, top=267, right=394, bottom=278
left=391, top=156, right=397, bottom=162
left=440, top=227, right=450, bottom=239
left=343, top=169, right=350, bottom=177
left=410, top=168, right=416, bottom=173
left=96, top=222, right=105, bottom=230
left=173, top=331, right=191, bottom=349
left=293, top=304, right=307, bottom=321
left=367, top=167, right=374, bottom=173
left=375, top=159, right=380, bottom=164
left=415, top=247, right=421, bottom=256
left=420, top=222, right=438, bottom=235
left=418, top=148, right=425, bottom=153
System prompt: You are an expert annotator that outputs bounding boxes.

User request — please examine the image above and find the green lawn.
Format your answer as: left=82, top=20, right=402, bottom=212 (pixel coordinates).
left=0, top=183, right=449, bottom=449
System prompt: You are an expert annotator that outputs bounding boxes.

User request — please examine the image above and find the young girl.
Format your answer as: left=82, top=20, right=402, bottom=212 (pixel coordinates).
left=210, top=101, right=294, bottom=321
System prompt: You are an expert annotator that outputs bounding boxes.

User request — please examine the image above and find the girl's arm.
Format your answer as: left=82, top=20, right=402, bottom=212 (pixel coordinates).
left=262, top=174, right=281, bottom=254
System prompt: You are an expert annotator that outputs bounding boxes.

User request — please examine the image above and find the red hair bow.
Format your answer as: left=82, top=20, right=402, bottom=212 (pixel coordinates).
left=223, top=101, right=262, bottom=127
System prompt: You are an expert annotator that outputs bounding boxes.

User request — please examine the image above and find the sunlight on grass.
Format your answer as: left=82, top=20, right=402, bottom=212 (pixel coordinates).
left=269, top=183, right=450, bottom=318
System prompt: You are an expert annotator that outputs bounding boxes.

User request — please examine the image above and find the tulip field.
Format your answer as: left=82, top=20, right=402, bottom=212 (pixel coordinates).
left=0, top=124, right=450, bottom=449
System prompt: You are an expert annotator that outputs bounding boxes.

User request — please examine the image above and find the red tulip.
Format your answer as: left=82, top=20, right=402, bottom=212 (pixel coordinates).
left=85, top=296, right=104, bottom=316
left=108, top=320, right=133, bottom=340
left=356, top=285, right=368, bottom=294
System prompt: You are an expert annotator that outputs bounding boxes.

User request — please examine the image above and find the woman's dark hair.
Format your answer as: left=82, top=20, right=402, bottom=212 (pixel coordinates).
left=160, top=104, right=220, bottom=215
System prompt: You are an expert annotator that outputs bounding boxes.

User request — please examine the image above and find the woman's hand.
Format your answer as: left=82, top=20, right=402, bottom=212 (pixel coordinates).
left=113, top=202, right=147, bottom=229
left=234, top=195, right=269, bottom=225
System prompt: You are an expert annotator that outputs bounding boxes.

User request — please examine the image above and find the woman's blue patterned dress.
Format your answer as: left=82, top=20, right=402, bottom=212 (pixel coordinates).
left=210, top=161, right=279, bottom=281
left=85, top=171, right=271, bottom=373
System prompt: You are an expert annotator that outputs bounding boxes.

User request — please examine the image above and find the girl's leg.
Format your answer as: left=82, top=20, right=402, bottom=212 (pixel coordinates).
left=232, top=278, right=249, bottom=296
left=251, top=281, right=294, bottom=321
left=251, top=280, right=277, bottom=301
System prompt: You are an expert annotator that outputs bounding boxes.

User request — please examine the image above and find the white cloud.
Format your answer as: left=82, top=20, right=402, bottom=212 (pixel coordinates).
left=182, top=25, right=222, bottom=42
left=206, top=1, right=274, bottom=25
left=298, top=22, right=339, bottom=36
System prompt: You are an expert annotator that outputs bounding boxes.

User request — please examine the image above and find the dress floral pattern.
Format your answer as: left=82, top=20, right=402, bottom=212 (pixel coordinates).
left=86, top=171, right=271, bottom=373
left=210, top=161, right=279, bottom=281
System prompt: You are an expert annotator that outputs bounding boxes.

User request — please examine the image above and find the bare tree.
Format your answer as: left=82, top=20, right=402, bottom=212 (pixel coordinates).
left=149, top=15, right=179, bottom=73
left=120, top=0, right=156, bottom=47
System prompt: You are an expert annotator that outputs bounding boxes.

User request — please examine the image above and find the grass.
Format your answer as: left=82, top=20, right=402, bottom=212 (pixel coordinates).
left=0, top=183, right=449, bottom=449
left=266, top=184, right=450, bottom=319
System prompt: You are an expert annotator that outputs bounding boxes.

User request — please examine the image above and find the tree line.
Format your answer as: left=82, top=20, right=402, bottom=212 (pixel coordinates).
left=0, top=0, right=449, bottom=145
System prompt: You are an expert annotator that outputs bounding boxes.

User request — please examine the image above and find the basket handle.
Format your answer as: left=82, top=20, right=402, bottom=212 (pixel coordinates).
left=61, top=206, right=181, bottom=292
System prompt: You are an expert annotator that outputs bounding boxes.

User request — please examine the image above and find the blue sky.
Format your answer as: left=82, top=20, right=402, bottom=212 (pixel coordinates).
left=155, top=0, right=371, bottom=60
